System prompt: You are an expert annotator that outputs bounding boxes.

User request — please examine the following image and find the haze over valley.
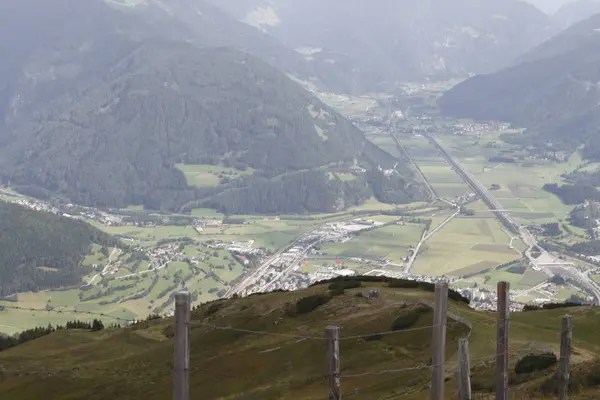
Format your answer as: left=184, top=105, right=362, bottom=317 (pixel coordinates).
left=4, top=1, right=600, bottom=398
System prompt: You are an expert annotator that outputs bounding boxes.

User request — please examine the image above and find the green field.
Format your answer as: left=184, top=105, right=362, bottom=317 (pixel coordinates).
left=0, top=240, right=247, bottom=334
left=175, top=164, right=254, bottom=188
left=367, top=134, right=405, bottom=160
left=89, top=223, right=200, bottom=246
left=433, top=132, right=584, bottom=225
left=465, top=266, right=548, bottom=290
left=319, top=223, right=424, bottom=263
left=413, top=216, right=520, bottom=277
left=399, top=135, right=471, bottom=199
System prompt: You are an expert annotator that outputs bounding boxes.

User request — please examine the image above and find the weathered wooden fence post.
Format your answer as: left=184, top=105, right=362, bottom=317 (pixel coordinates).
left=431, top=281, right=448, bottom=400
left=457, top=338, right=472, bottom=400
left=558, top=314, right=573, bottom=400
left=496, top=281, right=510, bottom=400
left=173, top=292, right=191, bottom=400
left=326, top=326, right=341, bottom=400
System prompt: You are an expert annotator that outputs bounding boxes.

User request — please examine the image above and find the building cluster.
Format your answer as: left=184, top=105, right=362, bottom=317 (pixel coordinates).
left=207, top=240, right=264, bottom=256
left=455, top=286, right=524, bottom=312
left=10, top=197, right=126, bottom=226
left=303, top=219, right=385, bottom=245
left=451, top=122, right=509, bottom=134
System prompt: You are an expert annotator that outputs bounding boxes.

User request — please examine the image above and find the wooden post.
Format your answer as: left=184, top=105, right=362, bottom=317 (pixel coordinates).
left=496, top=282, right=510, bottom=400
left=173, top=292, right=191, bottom=400
left=431, top=281, right=449, bottom=400
left=457, top=338, right=472, bottom=400
left=326, top=326, right=341, bottom=400
left=558, top=314, right=573, bottom=400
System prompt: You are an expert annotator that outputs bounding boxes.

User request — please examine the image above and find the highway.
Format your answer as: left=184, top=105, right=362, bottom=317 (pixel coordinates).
left=424, top=133, right=600, bottom=303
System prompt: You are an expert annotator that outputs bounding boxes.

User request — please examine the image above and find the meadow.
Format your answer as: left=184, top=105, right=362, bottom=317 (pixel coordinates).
left=413, top=215, right=521, bottom=277
left=0, top=241, right=244, bottom=333
left=175, top=164, right=254, bottom=188
left=319, top=223, right=425, bottom=264
left=436, top=131, right=584, bottom=225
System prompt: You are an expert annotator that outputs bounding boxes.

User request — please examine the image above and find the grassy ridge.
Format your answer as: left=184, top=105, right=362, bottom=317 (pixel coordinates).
left=1, top=280, right=599, bottom=399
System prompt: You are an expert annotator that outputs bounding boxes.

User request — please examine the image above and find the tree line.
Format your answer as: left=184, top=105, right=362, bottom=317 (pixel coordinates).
left=0, top=319, right=107, bottom=352
left=0, top=202, right=121, bottom=297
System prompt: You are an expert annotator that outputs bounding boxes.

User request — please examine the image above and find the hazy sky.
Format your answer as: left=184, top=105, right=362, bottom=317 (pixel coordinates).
left=525, top=0, right=579, bottom=14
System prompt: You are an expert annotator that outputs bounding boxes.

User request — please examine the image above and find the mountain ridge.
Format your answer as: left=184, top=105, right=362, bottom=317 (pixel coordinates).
left=207, top=0, right=558, bottom=91
left=438, top=14, right=600, bottom=158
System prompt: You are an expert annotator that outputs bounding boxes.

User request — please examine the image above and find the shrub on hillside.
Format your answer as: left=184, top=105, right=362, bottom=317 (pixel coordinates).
left=328, top=280, right=362, bottom=296
left=365, top=333, right=383, bottom=341
left=391, top=313, right=421, bottom=331
left=329, top=287, right=346, bottom=296
left=291, top=294, right=331, bottom=316
left=310, top=276, right=470, bottom=304
left=515, top=353, right=557, bottom=375
left=328, top=280, right=362, bottom=291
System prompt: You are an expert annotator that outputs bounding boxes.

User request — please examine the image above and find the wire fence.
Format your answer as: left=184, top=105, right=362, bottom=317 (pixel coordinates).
left=0, top=283, right=573, bottom=400
left=0, top=304, right=136, bottom=323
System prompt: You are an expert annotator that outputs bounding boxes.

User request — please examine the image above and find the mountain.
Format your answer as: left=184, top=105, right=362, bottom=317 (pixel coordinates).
left=438, top=14, right=600, bottom=158
left=207, top=0, right=557, bottom=92
left=0, top=0, right=320, bottom=122
left=0, top=0, right=425, bottom=213
left=526, top=0, right=578, bottom=14
left=552, top=0, right=600, bottom=28
left=1, top=278, right=600, bottom=399
left=0, top=201, right=120, bottom=297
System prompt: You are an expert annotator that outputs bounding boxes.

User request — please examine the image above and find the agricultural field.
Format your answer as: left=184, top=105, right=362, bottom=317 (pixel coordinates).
left=413, top=215, right=521, bottom=277
left=319, top=223, right=425, bottom=264
left=175, top=164, right=254, bottom=188
left=316, top=92, right=381, bottom=118
left=435, top=132, right=584, bottom=225
left=465, top=265, right=547, bottom=291
left=366, top=134, right=405, bottom=160
left=0, top=241, right=246, bottom=334
left=398, top=134, right=471, bottom=199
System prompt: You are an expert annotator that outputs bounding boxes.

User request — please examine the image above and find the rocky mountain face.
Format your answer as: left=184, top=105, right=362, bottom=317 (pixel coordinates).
left=206, top=0, right=558, bottom=92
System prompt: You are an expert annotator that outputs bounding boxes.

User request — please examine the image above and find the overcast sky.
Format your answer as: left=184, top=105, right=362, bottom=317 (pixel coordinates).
left=525, top=0, right=578, bottom=14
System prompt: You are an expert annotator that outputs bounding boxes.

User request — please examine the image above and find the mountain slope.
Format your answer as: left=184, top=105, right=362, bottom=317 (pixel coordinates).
left=438, top=14, right=600, bottom=157
left=3, top=42, right=407, bottom=211
left=553, top=0, right=600, bottom=29
left=0, top=0, right=317, bottom=119
left=0, top=202, right=119, bottom=297
left=207, top=0, right=557, bottom=91
left=0, top=0, right=425, bottom=212
left=1, top=279, right=599, bottom=399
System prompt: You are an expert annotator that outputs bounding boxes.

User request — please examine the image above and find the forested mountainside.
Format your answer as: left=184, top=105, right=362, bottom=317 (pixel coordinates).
left=207, top=0, right=557, bottom=92
left=438, top=14, right=600, bottom=159
left=0, top=202, right=119, bottom=297
left=0, top=0, right=425, bottom=213
left=0, top=0, right=315, bottom=112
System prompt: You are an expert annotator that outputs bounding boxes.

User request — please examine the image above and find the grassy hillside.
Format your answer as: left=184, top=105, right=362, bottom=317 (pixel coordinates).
left=0, top=202, right=120, bottom=297
left=2, top=279, right=600, bottom=399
